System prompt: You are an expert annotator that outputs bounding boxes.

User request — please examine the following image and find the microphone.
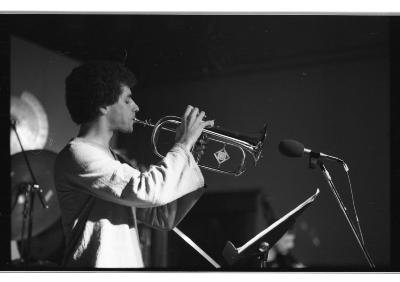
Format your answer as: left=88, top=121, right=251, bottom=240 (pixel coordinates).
left=278, top=139, right=344, bottom=163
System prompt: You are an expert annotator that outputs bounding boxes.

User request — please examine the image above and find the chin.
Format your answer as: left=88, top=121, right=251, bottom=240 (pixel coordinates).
left=119, top=126, right=133, bottom=134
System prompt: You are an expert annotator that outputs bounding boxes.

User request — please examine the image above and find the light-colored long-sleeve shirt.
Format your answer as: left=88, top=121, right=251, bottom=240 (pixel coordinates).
left=54, top=138, right=205, bottom=268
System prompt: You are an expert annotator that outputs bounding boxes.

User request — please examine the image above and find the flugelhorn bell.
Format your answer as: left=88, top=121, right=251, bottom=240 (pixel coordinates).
left=134, top=116, right=267, bottom=176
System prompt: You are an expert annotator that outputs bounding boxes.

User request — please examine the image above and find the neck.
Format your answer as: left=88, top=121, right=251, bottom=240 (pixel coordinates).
left=77, top=118, right=114, bottom=148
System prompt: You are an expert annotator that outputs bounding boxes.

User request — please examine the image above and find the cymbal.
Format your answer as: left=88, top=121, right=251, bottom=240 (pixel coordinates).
left=10, top=91, right=49, bottom=155
left=11, top=150, right=60, bottom=240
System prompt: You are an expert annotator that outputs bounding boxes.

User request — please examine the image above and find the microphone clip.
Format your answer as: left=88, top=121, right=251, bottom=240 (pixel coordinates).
left=309, top=151, right=321, bottom=169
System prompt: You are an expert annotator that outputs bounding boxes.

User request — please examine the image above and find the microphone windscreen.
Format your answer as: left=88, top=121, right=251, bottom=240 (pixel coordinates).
left=279, top=139, right=305, bottom=157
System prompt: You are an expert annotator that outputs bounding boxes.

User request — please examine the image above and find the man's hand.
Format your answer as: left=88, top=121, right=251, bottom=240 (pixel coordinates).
left=175, top=105, right=214, bottom=152
left=192, top=135, right=208, bottom=163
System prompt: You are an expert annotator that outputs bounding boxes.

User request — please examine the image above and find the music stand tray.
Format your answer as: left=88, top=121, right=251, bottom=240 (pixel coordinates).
left=223, top=188, right=320, bottom=266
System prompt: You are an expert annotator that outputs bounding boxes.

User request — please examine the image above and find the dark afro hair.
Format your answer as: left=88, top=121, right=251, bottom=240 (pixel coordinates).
left=65, top=61, right=137, bottom=124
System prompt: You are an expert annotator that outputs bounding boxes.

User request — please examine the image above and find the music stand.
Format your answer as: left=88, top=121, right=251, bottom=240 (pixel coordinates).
left=223, top=189, right=320, bottom=268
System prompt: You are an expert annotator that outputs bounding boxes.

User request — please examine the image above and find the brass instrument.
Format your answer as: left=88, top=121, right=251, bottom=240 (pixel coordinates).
left=134, top=116, right=268, bottom=176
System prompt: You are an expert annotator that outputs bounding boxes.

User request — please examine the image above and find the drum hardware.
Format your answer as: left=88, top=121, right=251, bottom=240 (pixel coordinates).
left=10, top=120, right=49, bottom=266
left=10, top=91, right=49, bottom=155
left=10, top=91, right=61, bottom=266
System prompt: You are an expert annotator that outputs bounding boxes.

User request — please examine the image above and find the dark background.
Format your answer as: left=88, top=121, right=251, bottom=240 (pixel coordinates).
left=1, top=14, right=399, bottom=270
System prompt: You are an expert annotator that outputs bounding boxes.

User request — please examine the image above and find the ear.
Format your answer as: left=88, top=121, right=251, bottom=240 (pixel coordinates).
left=99, top=105, right=108, bottom=115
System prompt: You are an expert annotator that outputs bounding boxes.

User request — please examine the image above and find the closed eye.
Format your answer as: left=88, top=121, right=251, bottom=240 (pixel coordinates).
left=126, top=96, right=134, bottom=104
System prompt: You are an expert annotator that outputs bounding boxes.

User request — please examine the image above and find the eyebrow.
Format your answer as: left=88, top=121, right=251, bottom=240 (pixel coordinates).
left=125, top=92, right=133, bottom=99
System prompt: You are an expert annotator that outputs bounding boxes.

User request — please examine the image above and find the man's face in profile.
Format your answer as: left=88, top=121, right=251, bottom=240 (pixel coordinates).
left=106, top=84, right=139, bottom=133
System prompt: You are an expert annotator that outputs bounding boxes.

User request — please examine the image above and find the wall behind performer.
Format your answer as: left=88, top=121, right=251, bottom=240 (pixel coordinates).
left=54, top=61, right=214, bottom=268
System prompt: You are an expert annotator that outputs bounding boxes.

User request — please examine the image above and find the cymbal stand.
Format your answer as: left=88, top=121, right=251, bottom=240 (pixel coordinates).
left=11, top=120, right=48, bottom=266
left=312, top=157, right=375, bottom=269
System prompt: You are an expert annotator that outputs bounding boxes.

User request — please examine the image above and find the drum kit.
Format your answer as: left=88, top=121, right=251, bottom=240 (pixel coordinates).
left=10, top=92, right=64, bottom=267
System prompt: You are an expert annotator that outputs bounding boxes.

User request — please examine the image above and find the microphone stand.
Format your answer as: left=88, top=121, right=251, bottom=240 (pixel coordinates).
left=11, top=120, right=48, bottom=266
left=257, top=241, right=271, bottom=269
left=311, top=157, right=375, bottom=269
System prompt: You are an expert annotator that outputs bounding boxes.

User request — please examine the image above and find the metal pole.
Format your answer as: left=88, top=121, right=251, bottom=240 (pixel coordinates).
left=317, top=160, right=375, bottom=269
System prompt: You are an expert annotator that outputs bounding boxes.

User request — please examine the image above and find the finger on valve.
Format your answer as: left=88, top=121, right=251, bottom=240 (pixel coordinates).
left=184, top=105, right=193, bottom=119
left=190, top=107, right=199, bottom=120
left=197, top=111, right=206, bottom=122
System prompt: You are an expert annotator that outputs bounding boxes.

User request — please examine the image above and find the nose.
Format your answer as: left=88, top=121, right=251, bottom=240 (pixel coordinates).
left=133, top=102, right=140, bottom=113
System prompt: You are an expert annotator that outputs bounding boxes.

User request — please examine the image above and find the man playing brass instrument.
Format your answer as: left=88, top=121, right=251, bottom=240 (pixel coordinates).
left=54, top=61, right=214, bottom=267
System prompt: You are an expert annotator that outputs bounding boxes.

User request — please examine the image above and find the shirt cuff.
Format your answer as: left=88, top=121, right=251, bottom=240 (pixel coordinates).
left=173, top=143, right=203, bottom=179
left=175, top=142, right=192, bottom=159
